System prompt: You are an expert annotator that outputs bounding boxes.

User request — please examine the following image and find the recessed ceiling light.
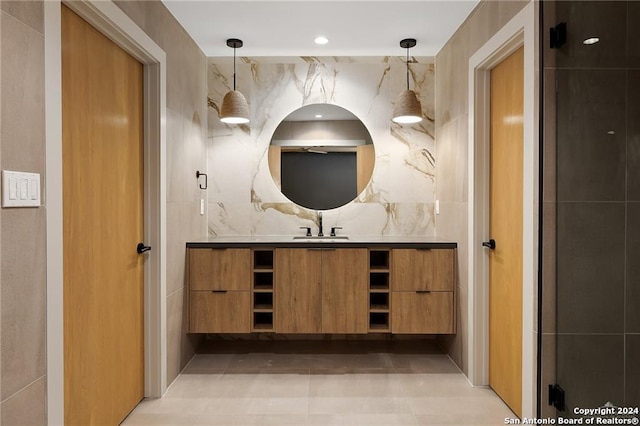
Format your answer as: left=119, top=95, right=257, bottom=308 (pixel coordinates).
left=583, top=37, right=600, bottom=45
left=315, top=114, right=323, bottom=118
left=314, top=36, right=329, bottom=45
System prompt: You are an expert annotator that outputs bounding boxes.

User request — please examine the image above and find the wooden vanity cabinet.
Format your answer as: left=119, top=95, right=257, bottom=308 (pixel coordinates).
left=187, top=244, right=456, bottom=336
left=274, top=248, right=323, bottom=333
left=189, top=248, right=251, bottom=291
left=274, top=248, right=368, bottom=334
left=391, top=292, right=454, bottom=334
left=391, top=248, right=454, bottom=292
left=391, top=248, right=455, bottom=334
left=321, top=249, right=368, bottom=334
left=190, top=291, right=251, bottom=333
left=188, top=248, right=252, bottom=333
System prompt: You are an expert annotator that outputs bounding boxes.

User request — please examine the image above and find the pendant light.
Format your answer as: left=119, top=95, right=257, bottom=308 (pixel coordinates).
left=392, top=38, right=423, bottom=124
left=220, top=38, right=250, bottom=124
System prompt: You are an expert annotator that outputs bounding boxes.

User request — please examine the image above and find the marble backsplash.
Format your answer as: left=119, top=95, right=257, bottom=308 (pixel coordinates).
left=207, top=56, right=435, bottom=237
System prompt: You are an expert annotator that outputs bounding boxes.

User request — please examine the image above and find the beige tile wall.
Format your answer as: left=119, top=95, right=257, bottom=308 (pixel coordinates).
left=1, top=2, right=208, bottom=422
left=0, top=0, right=536, bottom=421
left=434, top=0, right=530, bottom=374
left=113, top=0, right=208, bottom=386
left=0, top=1, right=47, bottom=423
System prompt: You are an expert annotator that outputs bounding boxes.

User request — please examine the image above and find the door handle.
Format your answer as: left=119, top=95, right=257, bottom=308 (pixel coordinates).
left=137, top=243, right=151, bottom=254
left=482, top=239, right=496, bottom=250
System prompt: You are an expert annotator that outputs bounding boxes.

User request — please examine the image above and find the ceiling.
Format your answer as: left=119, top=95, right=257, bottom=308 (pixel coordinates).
left=161, top=1, right=480, bottom=57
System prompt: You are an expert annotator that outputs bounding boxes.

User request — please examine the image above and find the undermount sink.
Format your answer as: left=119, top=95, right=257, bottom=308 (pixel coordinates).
left=293, top=236, right=350, bottom=240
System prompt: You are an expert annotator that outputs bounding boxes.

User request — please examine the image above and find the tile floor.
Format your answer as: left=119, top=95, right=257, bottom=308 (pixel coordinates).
left=122, top=340, right=515, bottom=425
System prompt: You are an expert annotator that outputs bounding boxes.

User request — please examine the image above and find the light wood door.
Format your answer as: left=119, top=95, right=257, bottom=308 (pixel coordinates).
left=62, top=6, right=144, bottom=425
left=489, top=46, right=524, bottom=417
left=189, top=248, right=251, bottom=291
left=275, top=248, right=322, bottom=333
left=391, top=249, right=454, bottom=291
left=321, top=249, right=368, bottom=333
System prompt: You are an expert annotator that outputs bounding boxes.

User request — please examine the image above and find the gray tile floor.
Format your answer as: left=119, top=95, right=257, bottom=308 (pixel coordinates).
left=122, top=340, right=515, bottom=425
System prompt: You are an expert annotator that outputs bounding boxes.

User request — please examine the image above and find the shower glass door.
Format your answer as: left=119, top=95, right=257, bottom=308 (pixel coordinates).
left=543, top=0, right=640, bottom=419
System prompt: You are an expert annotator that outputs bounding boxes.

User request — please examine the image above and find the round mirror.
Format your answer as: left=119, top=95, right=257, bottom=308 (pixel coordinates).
left=268, top=104, right=375, bottom=210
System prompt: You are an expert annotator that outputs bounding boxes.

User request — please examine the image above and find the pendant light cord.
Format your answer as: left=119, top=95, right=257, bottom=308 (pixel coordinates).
left=233, top=45, right=237, bottom=91
left=406, top=45, right=410, bottom=90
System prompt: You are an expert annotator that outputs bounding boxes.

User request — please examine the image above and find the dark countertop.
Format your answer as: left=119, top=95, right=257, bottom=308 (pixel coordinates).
left=186, top=236, right=457, bottom=249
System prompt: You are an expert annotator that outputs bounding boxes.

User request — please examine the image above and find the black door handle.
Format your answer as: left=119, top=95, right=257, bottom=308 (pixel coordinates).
left=482, top=239, right=496, bottom=250
left=137, top=243, right=151, bottom=254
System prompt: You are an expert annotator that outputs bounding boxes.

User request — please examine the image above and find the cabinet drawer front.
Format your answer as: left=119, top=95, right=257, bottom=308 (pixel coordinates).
left=189, top=291, right=251, bottom=333
left=391, top=249, right=454, bottom=292
left=391, top=291, right=454, bottom=334
left=189, top=248, right=251, bottom=291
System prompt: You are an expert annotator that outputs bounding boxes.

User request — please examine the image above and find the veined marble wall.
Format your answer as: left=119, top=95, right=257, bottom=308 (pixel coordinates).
left=207, top=57, right=435, bottom=237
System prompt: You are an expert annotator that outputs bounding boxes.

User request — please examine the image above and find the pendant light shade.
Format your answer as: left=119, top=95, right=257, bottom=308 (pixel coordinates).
left=220, top=90, right=250, bottom=124
left=392, top=38, right=422, bottom=124
left=393, top=89, right=423, bottom=124
left=220, top=38, right=250, bottom=124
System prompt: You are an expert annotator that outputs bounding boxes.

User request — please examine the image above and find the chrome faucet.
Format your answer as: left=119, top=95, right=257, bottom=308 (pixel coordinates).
left=317, top=211, right=324, bottom=237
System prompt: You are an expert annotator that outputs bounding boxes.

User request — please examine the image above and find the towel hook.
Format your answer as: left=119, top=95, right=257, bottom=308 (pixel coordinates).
left=196, top=171, right=208, bottom=190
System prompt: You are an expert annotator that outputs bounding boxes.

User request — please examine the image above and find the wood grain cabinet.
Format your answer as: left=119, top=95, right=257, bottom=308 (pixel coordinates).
left=321, top=249, right=368, bottom=334
left=187, top=245, right=456, bottom=336
left=188, top=248, right=252, bottom=333
left=391, top=248, right=454, bottom=292
left=391, top=248, right=455, bottom=334
left=275, top=248, right=368, bottom=334
left=274, top=248, right=323, bottom=333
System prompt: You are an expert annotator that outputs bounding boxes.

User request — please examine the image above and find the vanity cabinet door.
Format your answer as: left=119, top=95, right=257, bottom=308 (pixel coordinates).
left=187, top=248, right=252, bottom=333
left=391, top=249, right=454, bottom=292
left=189, top=291, right=251, bottom=333
left=275, top=248, right=322, bottom=333
left=189, top=248, right=251, bottom=291
left=391, top=248, right=456, bottom=334
left=321, top=249, right=368, bottom=334
left=391, top=291, right=454, bottom=334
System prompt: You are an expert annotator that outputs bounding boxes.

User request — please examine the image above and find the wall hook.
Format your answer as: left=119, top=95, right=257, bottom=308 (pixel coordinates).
left=196, top=171, right=208, bottom=190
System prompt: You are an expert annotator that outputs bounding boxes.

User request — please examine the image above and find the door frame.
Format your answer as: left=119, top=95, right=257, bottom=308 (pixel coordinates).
left=45, top=1, right=167, bottom=424
left=466, top=1, right=538, bottom=418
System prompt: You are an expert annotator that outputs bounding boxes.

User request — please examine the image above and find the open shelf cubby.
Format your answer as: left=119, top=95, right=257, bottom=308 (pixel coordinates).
left=369, top=250, right=390, bottom=270
left=253, top=271, right=273, bottom=290
left=368, top=249, right=390, bottom=332
left=253, top=292, right=273, bottom=310
left=253, top=312, right=274, bottom=331
left=369, top=312, right=390, bottom=331
left=369, top=272, right=389, bottom=290
left=369, top=292, right=389, bottom=311
left=252, top=249, right=274, bottom=331
left=253, top=250, right=274, bottom=270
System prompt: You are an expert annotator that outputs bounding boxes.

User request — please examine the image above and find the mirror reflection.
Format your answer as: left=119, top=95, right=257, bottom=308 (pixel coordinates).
left=268, top=104, right=375, bottom=210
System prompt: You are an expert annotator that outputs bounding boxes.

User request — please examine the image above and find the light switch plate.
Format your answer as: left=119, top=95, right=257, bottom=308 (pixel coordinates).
left=2, top=170, right=41, bottom=208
